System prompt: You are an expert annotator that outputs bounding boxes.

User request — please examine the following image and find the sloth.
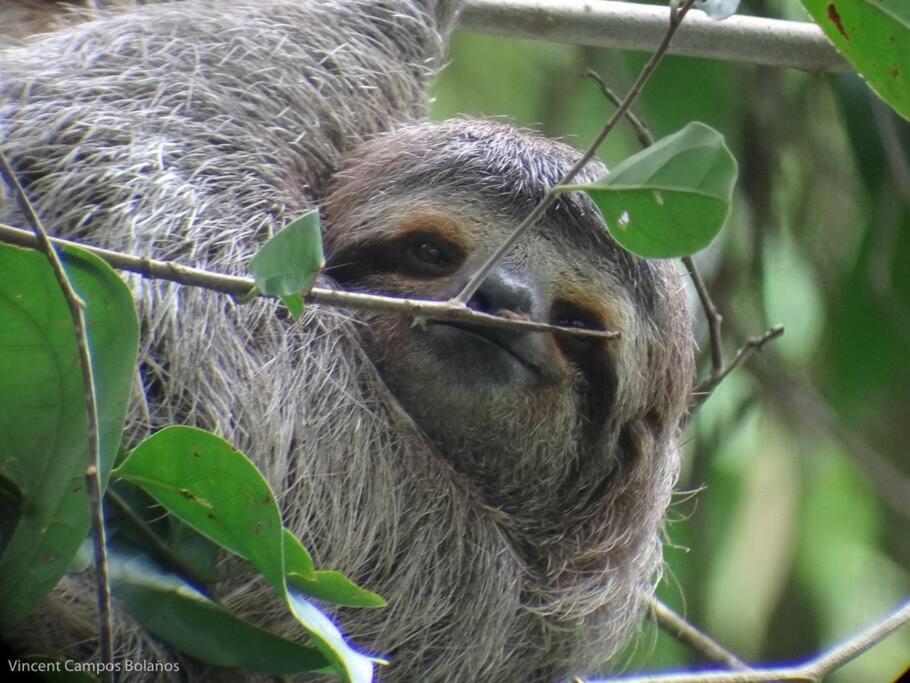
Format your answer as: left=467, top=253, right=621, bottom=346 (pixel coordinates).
left=0, top=0, right=694, bottom=680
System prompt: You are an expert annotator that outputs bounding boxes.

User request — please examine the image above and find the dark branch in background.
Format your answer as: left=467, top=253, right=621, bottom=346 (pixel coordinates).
left=600, top=598, right=910, bottom=682
left=745, top=347, right=910, bottom=520
left=0, top=222, right=617, bottom=342
left=454, top=0, right=699, bottom=306
left=0, top=150, right=115, bottom=681
left=868, top=98, right=910, bottom=346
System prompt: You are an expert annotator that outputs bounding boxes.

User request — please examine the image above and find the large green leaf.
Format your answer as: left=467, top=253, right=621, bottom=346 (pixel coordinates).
left=116, top=426, right=288, bottom=592
left=0, top=243, right=138, bottom=628
left=100, top=544, right=332, bottom=676
left=115, top=426, right=380, bottom=682
left=561, top=122, right=738, bottom=258
left=801, top=0, right=909, bottom=121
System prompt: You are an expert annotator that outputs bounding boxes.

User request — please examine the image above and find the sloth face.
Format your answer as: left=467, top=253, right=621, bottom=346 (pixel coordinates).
left=322, top=120, right=677, bottom=511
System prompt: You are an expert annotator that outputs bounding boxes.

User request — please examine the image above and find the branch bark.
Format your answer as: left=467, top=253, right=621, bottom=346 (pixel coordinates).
left=0, top=222, right=618, bottom=342
left=459, top=0, right=849, bottom=73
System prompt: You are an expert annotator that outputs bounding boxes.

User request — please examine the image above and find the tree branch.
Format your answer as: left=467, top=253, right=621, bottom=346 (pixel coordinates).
left=459, top=0, right=849, bottom=73
left=647, top=596, right=750, bottom=671
left=683, top=255, right=724, bottom=379
left=599, top=598, right=910, bottom=682
left=0, top=222, right=618, bottom=342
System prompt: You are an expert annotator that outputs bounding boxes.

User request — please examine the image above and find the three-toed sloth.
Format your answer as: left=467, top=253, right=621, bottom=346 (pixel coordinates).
left=0, top=1, right=694, bottom=680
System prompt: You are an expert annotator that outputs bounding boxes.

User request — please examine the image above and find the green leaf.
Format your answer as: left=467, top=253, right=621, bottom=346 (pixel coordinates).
left=166, top=518, right=221, bottom=583
left=280, top=294, right=305, bottom=320
left=283, top=528, right=317, bottom=582
left=290, top=570, right=387, bottom=609
left=115, top=427, right=287, bottom=593
left=801, top=0, right=910, bottom=121
left=115, top=426, right=381, bottom=682
left=249, top=210, right=325, bottom=298
left=562, top=122, right=738, bottom=258
left=0, top=242, right=138, bottom=629
left=104, top=545, right=332, bottom=675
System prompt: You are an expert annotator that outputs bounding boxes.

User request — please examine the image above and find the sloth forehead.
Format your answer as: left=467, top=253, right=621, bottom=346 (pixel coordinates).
left=330, top=118, right=663, bottom=313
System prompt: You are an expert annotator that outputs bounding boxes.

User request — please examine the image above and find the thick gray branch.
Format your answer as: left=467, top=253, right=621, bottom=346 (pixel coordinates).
left=459, top=0, right=849, bottom=73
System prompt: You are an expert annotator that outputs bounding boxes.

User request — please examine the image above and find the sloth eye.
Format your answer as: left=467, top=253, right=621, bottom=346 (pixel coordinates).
left=552, top=302, right=605, bottom=351
left=412, top=241, right=446, bottom=265
left=400, top=233, right=463, bottom=277
left=553, top=304, right=603, bottom=332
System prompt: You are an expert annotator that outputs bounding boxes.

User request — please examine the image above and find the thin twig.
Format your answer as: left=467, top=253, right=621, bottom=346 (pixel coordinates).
left=0, top=151, right=115, bottom=680
left=689, top=325, right=784, bottom=414
left=867, top=98, right=910, bottom=346
left=601, top=598, right=910, bottom=682
left=647, top=596, right=749, bottom=671
left=683, top=255, right=724, bottom=379
left=583, top=70, right=655, bottom=148
left=453, top=0, right=699, bottom=306
left=0, top=222, right=618, bottom=342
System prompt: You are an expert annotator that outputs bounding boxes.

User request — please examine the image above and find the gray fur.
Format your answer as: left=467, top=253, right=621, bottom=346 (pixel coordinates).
left=0, top=1, right=694, bottom=681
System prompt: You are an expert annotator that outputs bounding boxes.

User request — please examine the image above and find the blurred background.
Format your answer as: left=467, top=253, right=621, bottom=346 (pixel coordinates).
left=434, top=1, right=910, bottom=680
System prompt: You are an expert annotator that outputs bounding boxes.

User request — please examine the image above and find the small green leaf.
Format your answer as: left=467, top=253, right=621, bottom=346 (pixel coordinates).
left=279, top=293, right=305, bottom=320
left=290, top=570, right=387, bottom=609
left=801, top=0, right=909, bottom=121
left=561, top=122, right=738, bottom=258
left=283, top=529, right=388, bottom=608
left=249, top=210, right=325, bottom=298
left=0, top=242, right=138, bottom=629
left=283, top=528, right=317, bottom=582
left=103, top=545, right=332, bottom=675
left=235, top=285, right=261, bottom=305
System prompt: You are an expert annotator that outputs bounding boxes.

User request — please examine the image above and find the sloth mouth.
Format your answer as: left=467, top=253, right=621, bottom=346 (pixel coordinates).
left=428, top=321, right=543, bottom=376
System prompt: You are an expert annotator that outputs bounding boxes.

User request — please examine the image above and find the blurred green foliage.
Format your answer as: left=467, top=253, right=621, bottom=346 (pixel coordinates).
left=431, top=2, right=910, bottom=679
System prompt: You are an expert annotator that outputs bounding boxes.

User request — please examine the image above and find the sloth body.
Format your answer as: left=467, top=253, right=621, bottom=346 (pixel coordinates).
left=0, top=1, right=693, bottom=680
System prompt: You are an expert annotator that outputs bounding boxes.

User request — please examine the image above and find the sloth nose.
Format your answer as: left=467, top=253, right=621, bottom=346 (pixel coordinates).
left=467, top=267, right=541, bottom=321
